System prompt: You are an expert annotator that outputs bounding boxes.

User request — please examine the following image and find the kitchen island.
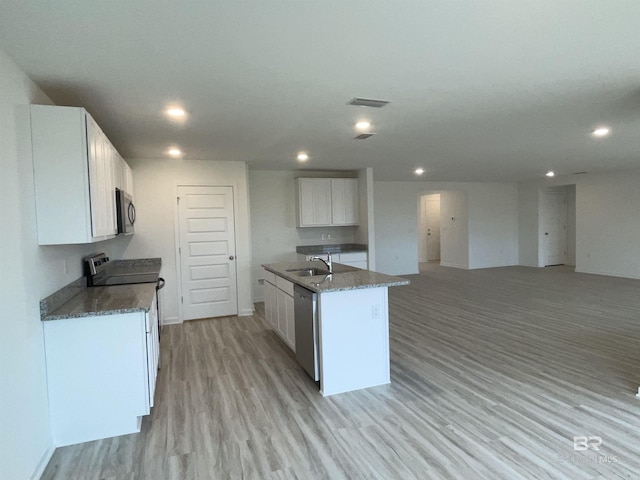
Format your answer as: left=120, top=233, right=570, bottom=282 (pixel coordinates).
left=262, top=261, right=409, bottom=396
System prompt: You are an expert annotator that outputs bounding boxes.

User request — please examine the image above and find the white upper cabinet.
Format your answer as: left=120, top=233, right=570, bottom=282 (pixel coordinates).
left=331, top=178, right=359, bottom=225
left=114, top=155, right=134, bottom=199
left=86, top=115, right=117, bottom=238
left=297, top=178, right=332, bottom=227
left=297, top=178, right=359, bottom=227
left=30, top=105, right=131, bottom=245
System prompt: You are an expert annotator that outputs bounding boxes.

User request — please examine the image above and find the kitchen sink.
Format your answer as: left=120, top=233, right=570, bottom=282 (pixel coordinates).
left=286, top=268, right=329, bottom=277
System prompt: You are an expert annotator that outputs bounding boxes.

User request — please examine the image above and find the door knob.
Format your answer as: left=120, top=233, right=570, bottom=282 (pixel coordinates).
left=229, top=255, right=235, bottom=260
left=545, top=233, right=549, bottom=235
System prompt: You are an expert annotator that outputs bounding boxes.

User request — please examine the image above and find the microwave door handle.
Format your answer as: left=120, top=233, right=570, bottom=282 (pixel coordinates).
left=128, top=202, right=136, bottom=225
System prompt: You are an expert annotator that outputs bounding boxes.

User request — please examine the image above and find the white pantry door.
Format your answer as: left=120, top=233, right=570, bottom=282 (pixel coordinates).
left=177, top=186, right=238, bottom=320
left=419, top=194, right=441, bottom=262
left=541, top=191, right=568, bottom=266
left=425, top=194, right=441, bottom=261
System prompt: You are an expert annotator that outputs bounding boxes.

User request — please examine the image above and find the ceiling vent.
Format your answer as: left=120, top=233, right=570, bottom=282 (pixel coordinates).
left=348, top=97, right=390, bottom=108
left=573, top=171, right=588, bottom=175
left=354, top=133, right=376, bottom=140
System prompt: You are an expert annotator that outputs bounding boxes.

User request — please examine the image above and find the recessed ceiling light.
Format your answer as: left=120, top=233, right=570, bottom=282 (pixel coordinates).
left=167, top=147, right=182, bottom=157
left=166, top=107, right=186, bottom=117
left=355, top=121, right=371, bottom=130
left=592, top=126, right=610, bottom=137
left=545, top=171, right=555, bottom=177
left=164, top=105, right=188, bottom=122
left=414, top=168, right=425, bottom=175
left=297, top=152, right=309, bottom=162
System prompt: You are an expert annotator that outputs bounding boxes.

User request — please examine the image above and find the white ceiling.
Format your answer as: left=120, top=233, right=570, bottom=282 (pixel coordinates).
left=2, top=1, right=640, bottom=181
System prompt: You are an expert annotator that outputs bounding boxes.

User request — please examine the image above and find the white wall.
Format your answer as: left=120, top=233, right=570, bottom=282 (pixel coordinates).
left=566, top=185, right=576, bottom=266
left=576, top=171, right=640, bottom=279
left=468, top=184, right=519, bottom=269
left=249, top=170, right=358, bottom=301
left=0, top=48, right=134, bottom=480
left=355, top=168, right=376, bottom=270
left=518, top=170, right=640, bottom=278
left=122, top=158, right=253, bottom=321
left=374, top=181, right=518, bottom=275
left=440, top=191, right=469, bottom=269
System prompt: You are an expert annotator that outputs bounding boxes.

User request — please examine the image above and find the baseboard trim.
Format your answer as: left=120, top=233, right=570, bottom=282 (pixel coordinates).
left=574, top=268, right=640, bottom=280
left=31, top=445, right=55, bottom=480
left=439, top=262, right=469, bottom=269
left=239, top=308, right=254, bottom=317
left=162, top=316, right=181, bottom=325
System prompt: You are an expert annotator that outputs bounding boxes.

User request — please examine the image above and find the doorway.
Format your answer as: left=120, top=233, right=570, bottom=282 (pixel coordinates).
left=419, top=194, right=441, bottom=265
left=539, top=185, right=575, bottom=267
left=176, top=185, right=238, bottom=320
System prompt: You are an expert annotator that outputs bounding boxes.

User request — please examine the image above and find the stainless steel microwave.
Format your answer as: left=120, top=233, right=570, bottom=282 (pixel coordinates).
left=115, top=188, right=135, bottom=235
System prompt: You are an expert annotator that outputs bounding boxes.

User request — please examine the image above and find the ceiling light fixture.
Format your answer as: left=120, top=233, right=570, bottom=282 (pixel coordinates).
left=355, top=121, right=371, bottom=130
left=414, top=168, right=425, bottom=175
left=167, top=147, right=182, bottom=157
left=592, top=126, right=610, bottom=137
left=297, top=152, right=309, bottom=162
left=545, top=171, right=555, bottom=178
left=166, top=107, right=186, bottom=117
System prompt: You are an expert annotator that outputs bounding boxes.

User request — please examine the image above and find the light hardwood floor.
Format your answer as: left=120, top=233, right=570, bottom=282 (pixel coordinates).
left=41, top=265, right=640, bottom=479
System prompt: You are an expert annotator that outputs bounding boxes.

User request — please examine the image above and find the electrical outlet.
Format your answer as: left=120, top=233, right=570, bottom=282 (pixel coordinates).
left=371, top=305, right=380, bottom=320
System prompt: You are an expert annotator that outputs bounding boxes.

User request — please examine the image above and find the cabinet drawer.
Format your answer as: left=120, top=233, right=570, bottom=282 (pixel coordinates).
left=275, top=276, right=294, bottom=296
left=263, top=269, right=276, bottom=285
left=338, top=252, right=367, bottom=263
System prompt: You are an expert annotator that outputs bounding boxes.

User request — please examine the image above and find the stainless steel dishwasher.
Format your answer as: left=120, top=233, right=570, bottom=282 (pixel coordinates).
left=294, top=284, right=319, bottom=381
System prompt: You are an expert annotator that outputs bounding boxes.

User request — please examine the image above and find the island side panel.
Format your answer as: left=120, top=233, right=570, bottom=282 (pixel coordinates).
left=318, top=286, right=390, bottom=396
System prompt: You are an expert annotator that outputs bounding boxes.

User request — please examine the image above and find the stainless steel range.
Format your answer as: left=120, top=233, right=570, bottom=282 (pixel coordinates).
left=84, top=253, right=161, bottom=287
left=84, top=253, right=165, bottom=361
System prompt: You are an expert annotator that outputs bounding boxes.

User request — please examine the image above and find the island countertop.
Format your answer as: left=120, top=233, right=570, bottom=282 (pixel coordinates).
left=262, top=261, right=410, bottom=293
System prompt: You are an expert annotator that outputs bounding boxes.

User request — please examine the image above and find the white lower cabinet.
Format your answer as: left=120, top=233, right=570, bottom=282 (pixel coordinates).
left=297, top=251, right=368, bottom=270
left=263, top=269, right=295, bottom=351
left=43, top=294, right=159, bottom=447
left=263, top=279, right=277, bottom=328
left=146, top=295, right=160, bottom=409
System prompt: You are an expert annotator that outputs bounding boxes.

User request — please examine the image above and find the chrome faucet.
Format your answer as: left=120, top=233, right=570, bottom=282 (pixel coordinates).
left=311, top=253, right=333, bottom=274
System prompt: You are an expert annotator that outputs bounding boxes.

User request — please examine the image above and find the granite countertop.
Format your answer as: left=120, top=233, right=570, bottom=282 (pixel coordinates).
left=42, top=283, right=157, bottom=321
left=40, top=257, right=161, bottom=321
left=296, top=243, right=367, bottom=255
left=262, top=261, right=410, bottom=294
left=106, top=258, right=162, bottom=276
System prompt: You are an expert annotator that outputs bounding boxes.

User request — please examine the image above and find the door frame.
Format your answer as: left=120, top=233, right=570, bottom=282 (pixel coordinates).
left=416, top=190, right=443, bottom=269
left=538, top=186, right=574, bottom=267
left=174, top=184, right=239, bottom=323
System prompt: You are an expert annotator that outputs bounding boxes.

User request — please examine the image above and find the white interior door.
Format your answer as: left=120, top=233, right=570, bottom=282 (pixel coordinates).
left=541, top=191, right=568, bottom=266
left=425, top=194, right=441, bottom=261
left=419, top=196, right=428, bottom=262
left=177, top=186, right=238, bottom=320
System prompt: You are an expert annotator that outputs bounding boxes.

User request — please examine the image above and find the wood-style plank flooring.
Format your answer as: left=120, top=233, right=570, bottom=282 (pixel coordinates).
left=41, top=265, right=640, bottom=479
